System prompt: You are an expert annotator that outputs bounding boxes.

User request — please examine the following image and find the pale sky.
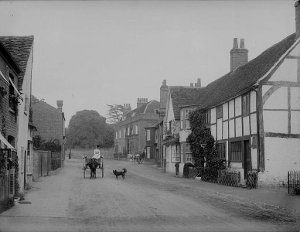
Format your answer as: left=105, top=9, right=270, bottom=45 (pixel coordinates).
left=0, top=0, right=295, bottom=126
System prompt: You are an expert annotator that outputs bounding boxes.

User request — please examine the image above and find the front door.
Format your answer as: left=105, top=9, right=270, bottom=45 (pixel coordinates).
left=243, top=140, right=252, bottom=179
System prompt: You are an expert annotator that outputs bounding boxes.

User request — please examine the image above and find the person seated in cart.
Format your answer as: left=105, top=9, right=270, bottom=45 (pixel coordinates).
left=92, top=145, right=101, bottom=159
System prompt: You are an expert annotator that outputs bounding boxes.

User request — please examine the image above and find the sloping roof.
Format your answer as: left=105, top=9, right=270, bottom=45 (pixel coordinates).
left=176, top=33, right=297, bottom=112
left=0, top=36, right=34, bottom=89
left=198, top=33, right=297, bottom=109
left=125, top=100, right=160, bottom=118
left=169, top=86, right=206, bottom=119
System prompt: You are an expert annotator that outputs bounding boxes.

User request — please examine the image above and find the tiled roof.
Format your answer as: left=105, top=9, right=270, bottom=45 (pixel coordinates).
left=124, top=100, right=160, bottom=119
left=171, top=33, right=297, bottom=113
left=169, top=86, right=206, bottom=119
left=0, top=36, right=34, bottom=89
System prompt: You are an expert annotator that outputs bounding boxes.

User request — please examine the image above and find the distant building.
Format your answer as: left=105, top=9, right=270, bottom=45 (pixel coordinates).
left=114, top=98, right=159, bottom=159
left=31, top=97, right=66, bottom=163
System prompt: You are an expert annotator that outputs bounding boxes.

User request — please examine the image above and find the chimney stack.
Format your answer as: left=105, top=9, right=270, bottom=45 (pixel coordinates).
left=230, top=38, right=248, bottom=71
left=57, top=100, right=63, bottom=112
left=159, top=79, right=168, bottom=118
left=190, top=83, right=194, bottom=87
left=195, top=78, right=201, bottom=88
left=137, top=98, right=148, bottom=108
left=296, top=1, right=300, bottom=38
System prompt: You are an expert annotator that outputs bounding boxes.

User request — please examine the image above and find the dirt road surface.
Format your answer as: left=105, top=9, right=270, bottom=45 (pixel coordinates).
left=0, top=158, right=298, bottom=232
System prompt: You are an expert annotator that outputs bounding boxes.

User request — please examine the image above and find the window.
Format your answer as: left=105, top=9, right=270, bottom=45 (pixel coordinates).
left=216, top=105, right=223, bottom=119
left=171, top=144, right=181, bottom=162
left=229, top=141, right=242, bottom=162
left=185, top=143, right=193, bottom=162
left=146, top=129, right=151, bottom=141
left=184, top=109, right=193, bottom=129
left=180, top=110, right=184, bottom=129
left=24, top=96, right=29, bottom=113
left=216, top=142, right=226, bottom=160
left=242, top=94, right=250, bottom=116
left=146, top=147, right=151, bottom=159
left=205, top=110, right=211, bottom=124
left=9, top=74, right=16, bottom=111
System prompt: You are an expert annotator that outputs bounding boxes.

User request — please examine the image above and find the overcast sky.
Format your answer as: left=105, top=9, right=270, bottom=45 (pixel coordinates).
left=0, top=0, right=295, bottom=125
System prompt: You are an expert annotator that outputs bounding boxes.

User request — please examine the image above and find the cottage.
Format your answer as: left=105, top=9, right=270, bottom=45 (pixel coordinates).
left=0, top=35, right=34, bottom=198
left=177, top=2, right=300, bottom=186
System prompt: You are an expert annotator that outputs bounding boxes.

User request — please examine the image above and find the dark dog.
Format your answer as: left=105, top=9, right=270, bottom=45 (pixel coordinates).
left=113, top=168, right=127, bottom=179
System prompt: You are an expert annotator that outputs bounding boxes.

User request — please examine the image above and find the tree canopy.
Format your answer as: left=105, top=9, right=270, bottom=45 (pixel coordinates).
left=66, top=110, right=114, bottom=149
left=106, top=104, right=130, bottom=124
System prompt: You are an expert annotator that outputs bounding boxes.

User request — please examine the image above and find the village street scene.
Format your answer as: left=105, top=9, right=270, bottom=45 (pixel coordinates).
left=0, top=0, right=300, bottom=231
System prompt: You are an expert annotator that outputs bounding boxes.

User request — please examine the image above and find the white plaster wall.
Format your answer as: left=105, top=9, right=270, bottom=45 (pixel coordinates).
left=211, top=124, right=216, bottom=140
left=223, top=121, right=228, bottom=139
left=263, top=86, right=288, bottom=109
left=259, top=137, right=300, bottom=185
left=251, top=147, right=258, bottom=170
left=264, top=111, right=288, bottom=133
left=229, top=119, right=234, bottom=138
left=235, top=117, right=242, bottom=137
left=179, top=130, right=191, bottom=143
left=223, top=102, right=228, bottom=120
left=216, top=119, right=222, bottom=140
left=243, top=116, right=250, bottom=136
left=250, top=113, right=257, bottom=134
left=235, top=96, right=242, bottom=116
left=166, top=96, right=175, bottom=122
left=269, top=43, right=299, bottom=82
left=291, top=111, right=300, bottom=134
left=17, top=48, right=33, bottom=193
left=250, top=91, right=256, bottom=113
left=291, top=87, right=300, bottom=110
left=229, top=100, right=234, bottom=118
left=211, top=107, right=216, bottom=124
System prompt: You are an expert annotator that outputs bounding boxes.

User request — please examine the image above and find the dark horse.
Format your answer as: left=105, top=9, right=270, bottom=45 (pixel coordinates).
left=86, top=158, right=100, bottom=179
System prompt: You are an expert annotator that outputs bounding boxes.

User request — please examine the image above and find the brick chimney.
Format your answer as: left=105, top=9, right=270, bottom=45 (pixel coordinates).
left=159, top=80, right=168, bottom=118
left=296, top=1, right=300, bottom=38
left=230, top=38, right=248, bottom=71
left=57, top=100, right=63, bottom=112
left=195, top=78, right=201, bottom=88
left=137, top=98, right=148, bottom=108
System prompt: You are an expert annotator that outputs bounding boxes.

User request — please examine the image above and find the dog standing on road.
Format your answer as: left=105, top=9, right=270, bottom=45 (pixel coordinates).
left=113, top=168, right=127, bottom=179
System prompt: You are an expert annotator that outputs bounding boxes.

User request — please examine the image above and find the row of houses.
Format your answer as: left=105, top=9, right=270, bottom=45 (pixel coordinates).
left=114, top=2, right=300, bottom=186
left=0, top=36, right=66, bottom=207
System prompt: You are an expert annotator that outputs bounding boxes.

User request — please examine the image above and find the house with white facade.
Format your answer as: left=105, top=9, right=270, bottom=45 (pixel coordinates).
left=162, top=80, right=203, bottom=174
left=177, top=2, right=300, bottom=186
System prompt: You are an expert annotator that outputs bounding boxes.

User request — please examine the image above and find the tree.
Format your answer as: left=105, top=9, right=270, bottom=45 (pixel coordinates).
left=187, top=109, right=225, bottom=181
left=106, top=104, right=130, bottom=124
left=66, top=110, right=114, bottom=149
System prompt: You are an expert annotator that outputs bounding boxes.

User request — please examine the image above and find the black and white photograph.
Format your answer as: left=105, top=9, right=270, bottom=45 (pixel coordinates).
left=0, top=0, right=299, bottom=231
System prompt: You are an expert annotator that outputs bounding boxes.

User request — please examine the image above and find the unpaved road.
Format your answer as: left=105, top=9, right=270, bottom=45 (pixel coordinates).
left=0, top=158, right=298, bottom=232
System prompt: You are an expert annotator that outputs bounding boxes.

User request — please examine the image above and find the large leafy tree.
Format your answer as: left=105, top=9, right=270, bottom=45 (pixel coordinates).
left=66, top=110, right=114, bottom=149
left=187, top=109, right=225, bottom=181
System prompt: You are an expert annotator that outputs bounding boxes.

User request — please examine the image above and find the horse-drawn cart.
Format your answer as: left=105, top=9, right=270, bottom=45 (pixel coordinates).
left=83, top=156, right=104, bottom=178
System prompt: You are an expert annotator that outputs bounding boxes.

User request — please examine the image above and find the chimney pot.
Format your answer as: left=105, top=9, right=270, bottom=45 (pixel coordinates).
left=57, top=100, right=63, bottom=111
left=240, top=39, right=245, bottom=49
left=233, top=38, right=238, bottom=49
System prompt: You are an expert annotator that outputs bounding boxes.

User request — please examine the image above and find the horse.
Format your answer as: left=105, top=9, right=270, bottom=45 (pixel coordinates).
left=86, top=158, right=100, bottom=179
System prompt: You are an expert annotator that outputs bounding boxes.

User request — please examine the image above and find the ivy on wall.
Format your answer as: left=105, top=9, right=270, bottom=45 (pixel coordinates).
left=187, top=109, right=225, bottom=181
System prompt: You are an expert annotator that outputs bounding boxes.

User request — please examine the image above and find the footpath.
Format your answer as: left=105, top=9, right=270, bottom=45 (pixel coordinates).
left=140, top=160, right=300, bottom=223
